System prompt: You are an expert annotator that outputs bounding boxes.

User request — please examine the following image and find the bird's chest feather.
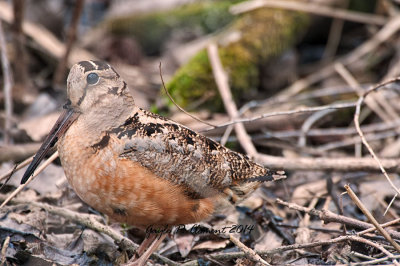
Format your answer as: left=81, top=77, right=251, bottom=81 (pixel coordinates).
left=57, top=129, right=123, bottom=209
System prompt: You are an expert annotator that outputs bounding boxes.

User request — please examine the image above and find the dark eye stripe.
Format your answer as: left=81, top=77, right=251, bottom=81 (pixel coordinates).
left=77, top=84, right=88, bottom=106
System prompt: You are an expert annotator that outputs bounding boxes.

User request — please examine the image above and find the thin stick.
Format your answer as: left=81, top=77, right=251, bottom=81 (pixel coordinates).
left=158, top=62, right=216, bottom=127
left=251, top=119, right=400, bottom=139
left=298, top=109, right=335, bottom=147
left=276, top=198, right=400, bottom=240
left=317, top=130, right=398, bottom=152
left=53, top=0, right=85, bottom=86
left=334, top=62, right=391, bottom=122
left=229, top=235, right=269, bottom=265
left=0, top=155, right=33, bottom=182
left=230, top=0, right=387, bottom=26
left=256, top=153, right=400, bottom=172
left=355, top=255, right=400, bottom=266
left=12, top=0, right=29, bottom=88
left=202, top=101, right=357, bottom=132
left=207, top=43, right=257, bottom=157
left=0, top=143, right=41, bottom=162
left=357, top=218, right=400, bottom=235
left=0, top=152, right=58, bottom=209
left=0, top=236, right=10, bottom=265
left=277, top=15, right=400, bottom=99
left=0, top=19, right=14, bottom=144
left=345, top=184, right=400, bottom=253
left=353, top=78, right=400, bottom=196
left=322, top=0, right=348, bottom=60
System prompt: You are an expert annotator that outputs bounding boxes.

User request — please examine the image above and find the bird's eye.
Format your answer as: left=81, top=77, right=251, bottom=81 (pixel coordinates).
left=86, top=73, right=99, bottom=85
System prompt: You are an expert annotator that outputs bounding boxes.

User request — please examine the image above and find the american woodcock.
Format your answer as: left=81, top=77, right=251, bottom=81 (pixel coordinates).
left=21, top=60, right=285, bottom=265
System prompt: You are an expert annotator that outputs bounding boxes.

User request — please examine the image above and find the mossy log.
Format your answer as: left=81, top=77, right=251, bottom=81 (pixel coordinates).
left=166, top=7, right=310, bottom=111
left=107, top=0, right=243, bottom=56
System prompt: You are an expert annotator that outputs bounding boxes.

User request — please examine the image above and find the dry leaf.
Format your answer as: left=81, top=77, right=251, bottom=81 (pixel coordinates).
left=192, top=239, right=229, bottom=250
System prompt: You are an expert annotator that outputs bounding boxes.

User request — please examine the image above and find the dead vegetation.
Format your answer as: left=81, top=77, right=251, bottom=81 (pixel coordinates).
left=1, top=0, right=400, bottom=265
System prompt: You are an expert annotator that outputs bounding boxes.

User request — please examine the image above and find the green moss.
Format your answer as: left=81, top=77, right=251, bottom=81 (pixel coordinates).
left=107, top=0, right=244, bottom=55
left=166, top=8, right=310, bottom=111
left=166, top=49, right=218, bottom=108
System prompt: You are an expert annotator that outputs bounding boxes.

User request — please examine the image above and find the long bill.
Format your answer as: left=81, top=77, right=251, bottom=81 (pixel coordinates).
left=20, top=107, right=79, bottom=184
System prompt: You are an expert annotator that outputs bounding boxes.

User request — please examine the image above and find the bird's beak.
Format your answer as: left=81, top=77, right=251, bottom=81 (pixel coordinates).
left=20, top=105, right=79, bottom=184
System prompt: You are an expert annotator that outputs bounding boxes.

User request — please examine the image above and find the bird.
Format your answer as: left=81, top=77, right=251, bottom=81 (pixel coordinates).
left=21, top=60, right=285, bottom=265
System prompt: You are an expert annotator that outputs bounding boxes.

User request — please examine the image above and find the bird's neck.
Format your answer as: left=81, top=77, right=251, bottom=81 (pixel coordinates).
left=74, top=95, right=136, bottom=146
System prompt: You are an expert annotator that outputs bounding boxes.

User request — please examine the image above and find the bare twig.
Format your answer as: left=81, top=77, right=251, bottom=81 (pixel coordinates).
left=207, top=43, right=257, bottom=157
left=229, top=235, right=269, bottom=265
left=0, top=143, right=41, bottom=162
left=345, top=184, right=400, bottom=252
left=159, top=62, right=216, bottom=127
left=322, top=0, right=348, bottom=60
left=334, top=62, right=392, bottom=122
left=317, top=129, right=398, bottom=152
left=202, top=101, right=357, bottom=132
left=0, top=236, right=10, bottom=265
left=12, top=0, right=29, bottom=88
left=357, top=217, right=400, bottom=236
left=355, top=255, right=400, bottom=266
left=353, top=78, right=400, bottom=196
left=249, top=119, right=400, bottom=140
left=277, top=15, right=400, bottom=98
left=276, top=198, right=400, bottom=239
left=230, top=0, right=387, bottom=25
left=0, top=19, right=14, bottom=144
left=53, top=0, right=85, bottom=86
left=0, top=155, right=33, bottom=182
left=0, top=152, right=58, bottom=209
left=298, top=109, right=335, bottom=147
left=255, top=152, right=400, bottom=172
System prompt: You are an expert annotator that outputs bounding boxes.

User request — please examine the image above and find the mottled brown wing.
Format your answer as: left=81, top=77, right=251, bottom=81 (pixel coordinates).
left=110, top=108, right=282, bottom=198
